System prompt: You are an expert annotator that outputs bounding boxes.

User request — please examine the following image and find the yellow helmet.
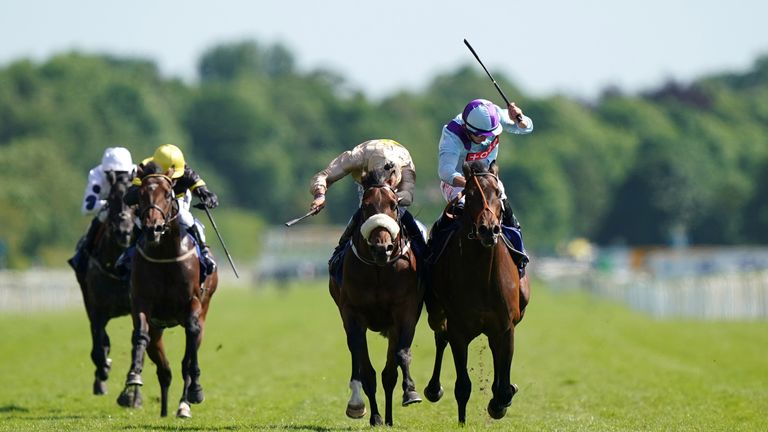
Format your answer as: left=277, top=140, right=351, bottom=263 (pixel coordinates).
left=152, top=144, right=186, bottom=179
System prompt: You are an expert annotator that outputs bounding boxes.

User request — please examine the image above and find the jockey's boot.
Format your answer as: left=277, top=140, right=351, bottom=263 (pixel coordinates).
left=68, top=218, right=102, bottom=273
left=400, top=208, right=427, bottom=266
left=189, top=225, right=216, bottom=276
left=501, top=198, right=529, bottom=278
left=333, top=208, right=362, bottom=255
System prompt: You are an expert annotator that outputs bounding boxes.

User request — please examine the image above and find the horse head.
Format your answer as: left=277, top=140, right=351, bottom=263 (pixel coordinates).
left=105, top=170, right=136, bottom=248
left=462, top=160, right=503, bottom=248
left=138, top=163, right=177, bottom=245
left=359, top=164, right=402, bottom=266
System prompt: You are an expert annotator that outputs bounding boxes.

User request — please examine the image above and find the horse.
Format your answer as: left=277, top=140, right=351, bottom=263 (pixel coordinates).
left=328, top=166, right=424, bottom=426
left=423, top=160, right=530, bottom=424
left=75, top=170, right=136, bottom=395
left=116, top=164, right=218, bottom=418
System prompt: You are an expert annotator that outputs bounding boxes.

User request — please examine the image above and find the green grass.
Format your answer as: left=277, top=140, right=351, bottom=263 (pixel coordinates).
left=0, top=281, right=765, bottom=431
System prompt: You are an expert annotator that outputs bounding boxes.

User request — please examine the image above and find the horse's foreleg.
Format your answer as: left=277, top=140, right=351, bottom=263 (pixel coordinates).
left=449, top=338, right=471, bottom=424
left=359, top=332, right=382, bottom=426
left=146, top=327, right=171, bottom=417
left=382, top=334, right=399, bottom=426
left=89, top=316, right=110, bottom=395
left=395, top=321, right=422, bottom=408
left=424, top=330, right=448, bottom=403
left=180, top=298, right=205, bottom=414
left=116, top=311, right=149, bottom=409
left=486, top=327, right=517, bottom=420
left=342, top=316, right=369, bottom=421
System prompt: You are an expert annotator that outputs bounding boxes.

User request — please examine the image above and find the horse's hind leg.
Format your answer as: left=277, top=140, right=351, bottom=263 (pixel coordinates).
left=486, top=327, right=517, bottom=420
left=424, top=330, right=448, bottom=403
left=117, top=311, right=148, bottom=409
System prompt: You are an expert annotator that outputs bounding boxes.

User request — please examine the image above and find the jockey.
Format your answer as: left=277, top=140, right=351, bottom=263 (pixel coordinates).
left=309, top=139, right=427, bottom=264
left=68, top=147, right=136, bottom=274
left=436, top=98, right=533, bottom=272
left=121, top=144, right=218, bottom=276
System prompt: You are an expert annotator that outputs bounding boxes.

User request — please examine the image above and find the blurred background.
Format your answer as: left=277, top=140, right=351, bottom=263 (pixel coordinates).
left=1, top=0, right=767, bottom=319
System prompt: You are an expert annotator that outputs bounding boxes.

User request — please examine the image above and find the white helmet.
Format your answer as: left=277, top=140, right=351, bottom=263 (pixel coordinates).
left=101, top=147, right=133, bottom=172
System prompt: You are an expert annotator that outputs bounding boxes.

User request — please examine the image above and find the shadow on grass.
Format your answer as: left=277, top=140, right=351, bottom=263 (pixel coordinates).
left=120, top=424, right=356, bottom=431
left=0, top=405, right=30, bottom=413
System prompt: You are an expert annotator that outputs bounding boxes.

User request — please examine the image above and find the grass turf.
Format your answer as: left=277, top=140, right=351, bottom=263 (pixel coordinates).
left=0, top=280, right=765, bottom=431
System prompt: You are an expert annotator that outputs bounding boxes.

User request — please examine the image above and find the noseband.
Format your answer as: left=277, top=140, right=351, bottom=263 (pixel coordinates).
left=467, top=172, right=500, bottom=240
left=351, top=184, right=409, bottom=265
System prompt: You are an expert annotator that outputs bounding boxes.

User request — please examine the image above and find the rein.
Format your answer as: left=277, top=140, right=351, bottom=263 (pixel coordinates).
left=137, top=246, right=197, bottom=263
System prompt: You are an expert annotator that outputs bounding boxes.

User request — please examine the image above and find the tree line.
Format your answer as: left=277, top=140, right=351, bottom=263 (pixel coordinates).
left=1, top=40, right=767, bottom=268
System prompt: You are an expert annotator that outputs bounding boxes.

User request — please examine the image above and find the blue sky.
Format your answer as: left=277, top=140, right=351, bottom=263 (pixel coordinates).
left=1, top=0, right=766, bottom=99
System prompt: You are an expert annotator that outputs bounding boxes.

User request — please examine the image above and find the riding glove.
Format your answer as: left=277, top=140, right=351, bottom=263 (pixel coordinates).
left=194, top=186, right=219, bottom=209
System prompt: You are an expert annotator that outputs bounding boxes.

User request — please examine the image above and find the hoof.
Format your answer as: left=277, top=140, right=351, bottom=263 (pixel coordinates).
left=487, top=384, right=517, bottom=420
left=370, top=413, right=383, bottom=426
left=424, top=384, right=444, bottom=403
left=487, top=401, right=508, bottom=419
left=116, top=384, right=142, bottom=408
left=126, top=372, right=143, bottom=386
left=345, top=403, right=366, bottom=419
left=93, top=379, right=108, bottom=395
left=187, top=383, right=205, bottom=404
left=176, top=401, right=192, bottom=418
left=402, top=390, right=423, bottom=406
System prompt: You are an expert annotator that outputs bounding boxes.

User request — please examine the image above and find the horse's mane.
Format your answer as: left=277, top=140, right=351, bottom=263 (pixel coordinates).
left=361, top=162, right=397, bottom=189
left=463, top=160, right=492, bottom=177
left=142, top=161, right=163, bottom=176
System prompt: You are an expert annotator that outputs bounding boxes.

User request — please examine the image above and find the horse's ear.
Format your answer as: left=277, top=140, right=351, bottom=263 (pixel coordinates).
left=489, top=160, right=499, bottom=176
left=462, top=162, right=472, bottom=179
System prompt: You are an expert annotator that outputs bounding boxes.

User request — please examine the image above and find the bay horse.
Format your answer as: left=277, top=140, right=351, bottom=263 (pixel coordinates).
left=75, top=170, right=136, bottom=395
left=116, top=164, right=218, bottom=418
left=423, top=160, right=530, bottom=424
left=328, top=166, right=424, bottom=426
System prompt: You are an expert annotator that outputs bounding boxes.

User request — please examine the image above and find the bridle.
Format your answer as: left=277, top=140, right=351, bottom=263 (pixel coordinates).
left=351, top=184, right=410, bottom=266
left=139, top=174, right=179, bottom=236
left=466, top=172, right=501, bottom=241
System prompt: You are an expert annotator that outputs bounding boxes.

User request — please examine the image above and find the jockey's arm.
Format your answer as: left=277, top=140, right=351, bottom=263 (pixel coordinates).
left=396, top=168, right=416, bottom=206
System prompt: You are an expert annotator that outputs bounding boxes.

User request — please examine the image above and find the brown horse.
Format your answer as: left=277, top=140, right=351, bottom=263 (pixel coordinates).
left=329, top=166, right=424, bottom=426
left=116, top=165, right=218, bottom=418
left=76, top=170, right=136, bottom=395
left=423, top=160, right=530, bottom=424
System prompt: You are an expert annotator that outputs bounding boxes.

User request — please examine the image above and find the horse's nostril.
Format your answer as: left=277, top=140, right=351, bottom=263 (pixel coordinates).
left=478, top=225, right=489, bottom=234
left=386, top=244, right=394, bottom=253
left=492, top=225, right=501, bottom=235
left=154, top=225, right=163, bottom=233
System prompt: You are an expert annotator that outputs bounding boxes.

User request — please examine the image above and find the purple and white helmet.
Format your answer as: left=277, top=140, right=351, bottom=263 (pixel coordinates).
left=462, top=99, right=503, bottom=138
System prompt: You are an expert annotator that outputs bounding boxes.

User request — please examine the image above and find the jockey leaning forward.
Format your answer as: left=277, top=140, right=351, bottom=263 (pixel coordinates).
left=118, top=143, right=219, bottom=277
left=68, top=147, right=136, bottom=274
left=434, top=98, right=533, bottom=274
left=309, top=139, right=427, bottom=266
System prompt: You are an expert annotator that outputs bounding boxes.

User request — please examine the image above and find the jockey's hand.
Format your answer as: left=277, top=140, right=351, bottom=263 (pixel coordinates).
left=508, top=102, right=528, bottom=128
left=195, top=186, right=219, bottom=209
left=311, top=194, right=326, bottom=212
